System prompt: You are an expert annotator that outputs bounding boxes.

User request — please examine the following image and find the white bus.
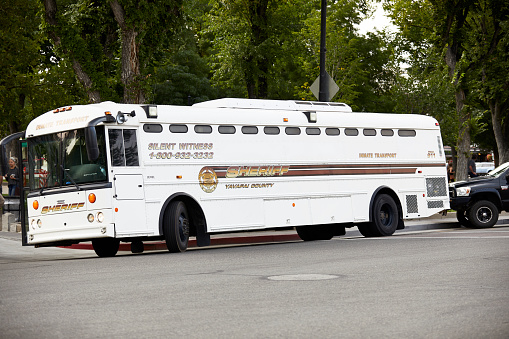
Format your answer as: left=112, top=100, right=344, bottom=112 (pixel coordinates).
left=0, top=98, right=449, bottom=257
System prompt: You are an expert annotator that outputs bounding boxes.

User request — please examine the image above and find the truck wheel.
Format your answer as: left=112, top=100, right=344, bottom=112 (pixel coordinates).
left=467, top=200, right=499, bottom=228
left=367, top=194, right=399, bottom=237
left=164, top=201, right=190, bottom=252
left=92, top=238, right=120, bottom=257
left=456, top=209, right=472, bottom=227
left=296, top=224, right=334, bottom=241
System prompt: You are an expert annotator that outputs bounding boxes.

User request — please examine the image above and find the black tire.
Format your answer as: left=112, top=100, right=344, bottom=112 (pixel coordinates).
left=363, top=194, right=399, bottom=237
left=357, top=224, right=375, bottom=237
left=164, top=201, right=190, bottom=252
left=92, top=238, right=120, bottom=257
left=296, top=224, right=334, bottom=241
left=456, top=209, right=473, bottom=227
left=467, top=200, right=499, bottom=228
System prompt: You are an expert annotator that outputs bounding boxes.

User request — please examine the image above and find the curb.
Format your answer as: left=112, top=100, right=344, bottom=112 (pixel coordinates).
left=60, top=233, right=302, bottom=252
left=2, top=212, right=508, bottom=253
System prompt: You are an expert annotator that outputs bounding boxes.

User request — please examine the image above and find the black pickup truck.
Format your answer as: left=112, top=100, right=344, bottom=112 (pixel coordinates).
left=449, top=162, right=509, bottom=228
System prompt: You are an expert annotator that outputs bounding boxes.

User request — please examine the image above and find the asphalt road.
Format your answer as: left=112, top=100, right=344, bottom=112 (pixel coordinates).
left=1, top=225, right=509, bottom=338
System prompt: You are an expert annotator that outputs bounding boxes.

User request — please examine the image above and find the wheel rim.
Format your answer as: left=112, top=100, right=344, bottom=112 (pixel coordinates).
left=475, top=206, right=493, bottom=224
left=379, top=203, right=393, bottom=227
left=178, top=213, right=190, bottom=242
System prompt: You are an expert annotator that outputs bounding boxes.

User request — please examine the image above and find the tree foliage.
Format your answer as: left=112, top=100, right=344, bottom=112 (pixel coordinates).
left=386, top=0, right=509, bottom=178
left=2, top=0, right=508, bottom=168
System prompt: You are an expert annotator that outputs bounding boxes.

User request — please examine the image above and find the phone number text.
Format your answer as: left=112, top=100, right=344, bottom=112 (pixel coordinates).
left=149, top=152, right=214, bottom=160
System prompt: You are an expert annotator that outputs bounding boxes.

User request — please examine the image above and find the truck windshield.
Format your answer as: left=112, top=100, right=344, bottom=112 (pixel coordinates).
left=28, top=126, right=107, bottom=191
left=488, top=162, right=509, bottom=178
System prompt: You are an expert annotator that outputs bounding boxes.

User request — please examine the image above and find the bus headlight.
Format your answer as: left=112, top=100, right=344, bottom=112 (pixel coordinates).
left=31, top=219, right=36, bottom=230
left=456, top=187, right=471, bottom=196
left=87, top=213, right=95, bottom=223
left=96, top=212, right=104, bottom=223
left=37, top=219, right=42, bottom=228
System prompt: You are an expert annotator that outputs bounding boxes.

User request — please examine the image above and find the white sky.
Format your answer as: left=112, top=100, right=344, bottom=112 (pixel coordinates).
left=356, top=2, right=397, bottom=35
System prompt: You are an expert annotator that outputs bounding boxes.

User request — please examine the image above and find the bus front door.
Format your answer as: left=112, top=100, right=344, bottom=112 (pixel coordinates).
left=113, top=174, right=147, bottom=235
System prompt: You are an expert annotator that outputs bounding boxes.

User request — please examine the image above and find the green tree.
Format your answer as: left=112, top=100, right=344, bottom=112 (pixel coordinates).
left=0, top=0, right=85, bottom=137
left=152, top=50, right=218, bottom=105
left=0, top=0, right=43, bottom=134
left=465, top=0, right=509, bottom=163
left=388, top=0, right=509, bottom=170
left=387, top=0, right=478, bottom=180
left=296, top=1, right=398, bottom=111
left=205, top=0, right=313, bottom=99
left=42, top=0, right=183, bottom=104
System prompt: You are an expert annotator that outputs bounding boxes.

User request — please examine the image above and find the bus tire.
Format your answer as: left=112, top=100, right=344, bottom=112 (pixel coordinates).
left=164, top=201, right=190, bottom=252
left=296, top=224, right=334, bottom=241
left=467, top=200, right=498, bottom=228
left=92, top=238, right=120, bottom=257
left=357, top=224, right=375, bottom=237
left=368, top=194, right=399, bottom=237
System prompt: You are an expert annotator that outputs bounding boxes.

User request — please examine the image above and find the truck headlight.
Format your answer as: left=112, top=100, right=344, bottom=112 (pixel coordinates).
left=456, top=187, right=471, bottom=196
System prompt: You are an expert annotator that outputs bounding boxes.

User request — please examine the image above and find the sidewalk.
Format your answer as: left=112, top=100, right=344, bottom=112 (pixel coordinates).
left=1, top=211, right=508, bottom=252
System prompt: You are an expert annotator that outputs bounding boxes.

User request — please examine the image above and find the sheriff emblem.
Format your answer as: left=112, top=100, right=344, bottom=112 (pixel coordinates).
left=199, top=167, right=218, bottom=193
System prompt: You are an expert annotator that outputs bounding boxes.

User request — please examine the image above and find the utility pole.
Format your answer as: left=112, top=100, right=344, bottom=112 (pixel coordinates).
left=318, top=0, right=328, bottom=102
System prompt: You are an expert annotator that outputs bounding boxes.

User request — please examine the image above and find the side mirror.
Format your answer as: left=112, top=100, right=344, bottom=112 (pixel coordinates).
left=85, top=115, right=115, bottom=161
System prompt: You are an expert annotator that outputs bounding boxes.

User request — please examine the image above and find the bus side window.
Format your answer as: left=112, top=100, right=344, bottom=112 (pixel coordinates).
left=143, top=124, right=163, bottom=133
left=398, top=129, right=416, bottom=137
left=242, top=126, right=258, bottom=134
left=306, top=127, right=321, bottom=135
left=170, top=124, right=188, bottom=133
left=345, top=128, right=359, bottom=136
left=219, top=125, right=236, bottom=134
left=381, top=129, right=394, bottom=136
left=264, top=126, right=280, bottom=135
left=363, top=129, right=376, bottom=136
left=325, top=128, right=340, bottom=136
left=195, top=125, right=212, bottom=134
left=108, top=129, right=139, bottom=167
left=285, top=127, right=301, bottom=135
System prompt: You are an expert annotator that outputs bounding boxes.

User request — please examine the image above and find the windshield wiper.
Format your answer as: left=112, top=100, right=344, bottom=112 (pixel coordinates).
left=61, top=164, right=80, bottom=191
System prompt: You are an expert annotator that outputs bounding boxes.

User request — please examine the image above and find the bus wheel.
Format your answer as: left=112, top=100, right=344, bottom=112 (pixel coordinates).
left=368, top=194, right=399, bottom=237
left=467, top=200, right=498, bottom=228
left=296, top=224, right=334, bottom=241
left=92, top=238, right=120, bottom=257
left=164, top=201, right=190, bottom=252
left=357, top=224, right=375, bottom=237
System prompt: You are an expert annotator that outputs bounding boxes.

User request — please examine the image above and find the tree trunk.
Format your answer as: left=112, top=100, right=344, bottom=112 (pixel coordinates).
left=110, top=0, right=144, bottom=104
left=454, top=88, right=470, bottom=182
left=244, top=0, right=269, bottom=99
left=43, top=0, right=101, bottom=103
left=444, top=42, right=471, bottom=182
left=490, top=100, right=509, bottom=164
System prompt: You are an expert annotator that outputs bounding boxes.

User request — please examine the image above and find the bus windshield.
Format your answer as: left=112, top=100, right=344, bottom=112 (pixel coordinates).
left=28, top=126, right=107, bottom=191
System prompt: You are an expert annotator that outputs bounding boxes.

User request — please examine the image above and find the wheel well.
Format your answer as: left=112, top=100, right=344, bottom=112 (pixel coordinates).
left=370, top=187, right=404, bottom=229
left=159, top=193, right=207, bottom=238
left=470, top=192, right=502, bottom=211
